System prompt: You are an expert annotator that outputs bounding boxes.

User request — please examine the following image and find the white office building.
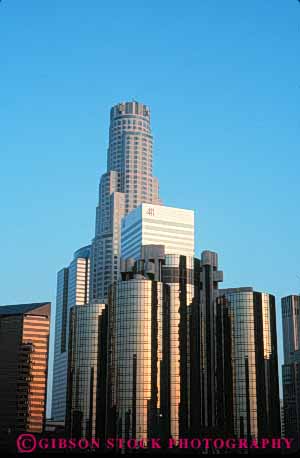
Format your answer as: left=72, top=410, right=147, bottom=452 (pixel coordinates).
left=121, top=203, right=195, bottom=259
left=52, top=245, right=90, bottom=422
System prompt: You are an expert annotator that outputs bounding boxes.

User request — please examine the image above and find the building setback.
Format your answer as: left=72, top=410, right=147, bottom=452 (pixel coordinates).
left=0, top=302, right=51, bottom=436
left=90, top=101, right=161, bottom=304
left=121, top=203, right=194, bottom=259
left=59, top=101, right=284, bottom=448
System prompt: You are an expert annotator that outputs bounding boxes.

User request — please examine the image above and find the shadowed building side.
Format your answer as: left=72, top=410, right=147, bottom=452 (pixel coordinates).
left=216, top=288, right=281, bottom=440
left=282, top=295, right=300, bottom=451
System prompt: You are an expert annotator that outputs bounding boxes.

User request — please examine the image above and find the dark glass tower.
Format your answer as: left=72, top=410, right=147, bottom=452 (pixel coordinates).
left=66, top=302, right=108, bottom=439
left=282, top=295, right=300, bottom=451
left=216, top=288, right=281, bottom=440
left=106, top=245, right=201, bottom=444
left=197, top=251, right=223, bottom=431
left=104, top=246, right=229, bottom=445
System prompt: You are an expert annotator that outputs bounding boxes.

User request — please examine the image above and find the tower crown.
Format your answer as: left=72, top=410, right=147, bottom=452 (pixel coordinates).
left=110, top=101, right=150, bottom=121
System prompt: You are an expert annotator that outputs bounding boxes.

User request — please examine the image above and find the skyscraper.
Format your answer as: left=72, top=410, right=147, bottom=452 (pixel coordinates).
left=66, top=302, right=107, bottom=439
left=106, top=245, right=201, bottom=443
left=197, top=251, right=223, bottom=431
left=63, top=102, right=161, bottom=438
left=106, top=250, right=165, bottom=442
left=52, top=245, right=90, bottom=422
left=282, top=295, right=300, bottom=364
left=161, top=251, right=199, bottom=439
left=105, top=245, right=229, bottom=443
left=90, top=101, right=161, bottom=303
left=216, top=288, right=281, bottom=440
left=121, top=203, right=194, bottom=259
left=282, top=295, right=300, bottom=450
left=0, top=302, right=50, bottom=437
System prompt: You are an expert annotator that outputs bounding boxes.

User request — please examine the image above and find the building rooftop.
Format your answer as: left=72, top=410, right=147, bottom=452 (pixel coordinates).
left=219, top=287, right=253, bottom=293
left=73, top=244, right=91, bottom=260
left=0, top=302, right=51, bottom=317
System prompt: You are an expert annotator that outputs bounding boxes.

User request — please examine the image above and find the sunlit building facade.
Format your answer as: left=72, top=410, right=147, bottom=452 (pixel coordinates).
left=52, top=245, right=90, bottom=422
left=197, top=251, right=223, bottom=431
left=216, top=288, right=281, bottom=439
left=0, top=302, right=50, bottom=435
left=106, top=245, right=203, bottom=443
left=90, top=101, right=161, bottom=303
left=161, top=253, right=198, bottom=439
left=121, top=203, right=194, bottom=259
left=66, top=302, right=107, bottom=439
left=107, top=278, right=164, bottom=440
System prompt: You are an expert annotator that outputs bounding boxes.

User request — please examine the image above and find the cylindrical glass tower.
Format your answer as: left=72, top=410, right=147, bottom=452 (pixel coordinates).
left=66, top=302, right=107, bottom=439
left=107, top=278, right=163, bottom=440
left=216, top=288, right=281, bottom=440
left=161, top=254, right=195, bottom=439
left=107, top=252, right=200, bottom=443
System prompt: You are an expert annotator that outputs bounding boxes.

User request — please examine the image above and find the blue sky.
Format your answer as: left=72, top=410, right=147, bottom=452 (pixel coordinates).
left=0, top=0, right=299, bottom=415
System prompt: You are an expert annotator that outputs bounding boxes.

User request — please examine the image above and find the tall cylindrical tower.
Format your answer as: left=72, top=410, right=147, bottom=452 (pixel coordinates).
left=106, top=249, right=201, bottom=443
left=161, top=254, right=196, bottom=439
left=216, top=288, right=281, bottom=439
left=66, top=302, right=107, bottom=439
left=90, top=101, right=161, bottom=303
left=107, top=278, right=164, bottom=441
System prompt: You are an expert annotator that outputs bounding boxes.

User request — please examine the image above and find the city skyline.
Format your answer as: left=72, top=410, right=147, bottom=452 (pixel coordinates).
left=0, top=1, right=299, bottom=417
left=54, top=102, right=282, bottom=445
left=3, top=95, right=298, bottom=416
left=1, top=93, right=298, bottom=418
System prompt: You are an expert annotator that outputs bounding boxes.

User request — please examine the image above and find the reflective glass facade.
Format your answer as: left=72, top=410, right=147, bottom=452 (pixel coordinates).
left=107, top=279, right=163, bottom=440
left=282, top=295, right=300, bottom=364
left=217, top=288, right=281, bottom=439
left=65, top=246, right=282, bottom=444
left=282, top=362, right=300, bottom=448
left=107, top=250, right=202, bottom=442
left=196, top=251, right=223, bottom=430
left=282, top=295, right=300, bottom=450
left=52, top=268, right=68, bottom=421
left=66, top=303, right=107, bottom=439
left=161, top=254, right=196, bottom=439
